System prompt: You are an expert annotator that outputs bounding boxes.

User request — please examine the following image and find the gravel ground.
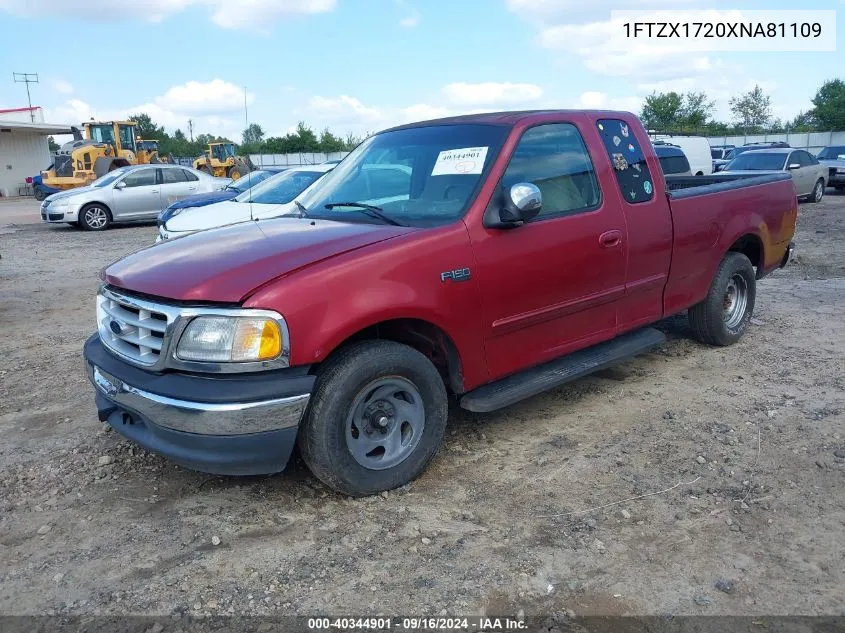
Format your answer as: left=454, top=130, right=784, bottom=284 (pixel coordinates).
left=1, top=192, right=843, bottom=621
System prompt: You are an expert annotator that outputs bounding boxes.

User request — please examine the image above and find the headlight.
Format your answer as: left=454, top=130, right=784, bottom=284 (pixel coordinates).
left=176, top=316, right=282, bottom=363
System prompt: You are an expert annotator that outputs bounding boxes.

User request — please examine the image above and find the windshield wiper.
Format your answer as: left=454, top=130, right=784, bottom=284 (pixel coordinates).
left=293, top=200, right=309, bottom=218
left=324, top=202, right=404, bottom=226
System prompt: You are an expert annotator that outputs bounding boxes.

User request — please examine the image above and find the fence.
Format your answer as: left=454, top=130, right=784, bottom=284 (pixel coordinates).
left=247, top=152, right=349, bottom=168
left=702, top=131, right=845, bottom=154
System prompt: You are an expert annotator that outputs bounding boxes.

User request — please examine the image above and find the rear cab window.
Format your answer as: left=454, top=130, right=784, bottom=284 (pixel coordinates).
left=596, top=119, right=655, bottom=204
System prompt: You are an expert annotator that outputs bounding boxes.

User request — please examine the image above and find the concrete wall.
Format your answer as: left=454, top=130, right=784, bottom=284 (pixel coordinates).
left=0, top=130, right=51, bottom=197
left=706, top=131, right=845, bottom=154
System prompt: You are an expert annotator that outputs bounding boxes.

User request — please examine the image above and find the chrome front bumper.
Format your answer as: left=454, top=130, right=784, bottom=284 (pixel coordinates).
left=87, top=364, right=309, bottom=436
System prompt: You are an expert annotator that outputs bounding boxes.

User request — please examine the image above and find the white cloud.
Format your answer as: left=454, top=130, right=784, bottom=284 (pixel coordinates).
left=51, top=79, right=74, bottom=95
left=42, top=80, right=250, bottom=140
left=0, top=0, right=335, bottom=30
left=573, top=91, right=642, bottom=113
left=155, top=79, right=254, bottom=115
left=399, top=9, right=421, bottom=28
left=307, top=95, right=383, bottom=125
left=442, top=82, right=543, bottom=106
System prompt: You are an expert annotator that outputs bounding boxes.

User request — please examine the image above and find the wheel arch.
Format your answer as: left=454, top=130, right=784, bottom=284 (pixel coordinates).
left=316, top=317, right=465, bottom=395
left=727, top=233, right=764, bottom=276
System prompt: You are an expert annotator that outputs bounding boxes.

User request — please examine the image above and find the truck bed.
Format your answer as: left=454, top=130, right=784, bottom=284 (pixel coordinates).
left=666, top=172, right=792, bottom=196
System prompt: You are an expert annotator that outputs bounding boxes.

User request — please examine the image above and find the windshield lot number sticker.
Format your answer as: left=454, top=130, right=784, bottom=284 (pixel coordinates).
left=432, top=147, right=489, bottom=176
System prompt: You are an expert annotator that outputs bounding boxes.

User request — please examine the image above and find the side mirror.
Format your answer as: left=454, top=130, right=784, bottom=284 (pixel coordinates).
left=114, top=181, right=126, bottom=190
left=787, top=163, right=801, bottom=170
left=485, top=182, right=542, bottom=228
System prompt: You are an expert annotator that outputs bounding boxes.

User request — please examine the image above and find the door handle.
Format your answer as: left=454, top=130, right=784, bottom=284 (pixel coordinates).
left=151, top=190, right=159, bottom=194
left=599, top=230, right=623, bottom=248
left=187, top=187, right=197, bottom=191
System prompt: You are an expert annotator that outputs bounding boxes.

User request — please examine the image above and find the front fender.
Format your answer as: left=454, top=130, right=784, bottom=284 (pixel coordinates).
left=244, top=222, right=491, bottom=391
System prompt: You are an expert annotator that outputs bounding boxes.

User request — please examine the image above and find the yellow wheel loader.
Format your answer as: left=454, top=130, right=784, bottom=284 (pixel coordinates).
left=136, top=139, right=170, bottom=164
left=41, top=121, right=142, bottom=192
left=193, top=142, right=252, bottom=180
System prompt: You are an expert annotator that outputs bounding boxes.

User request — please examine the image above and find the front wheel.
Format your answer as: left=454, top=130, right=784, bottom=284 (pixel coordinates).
left=34, top=187, right=47, bottom=201
left=809, top=179, right=825, bottom=203
left=299, top=340, right=448, bottom=497
left=79, top=203, right=112, bottom=231
left=688, top=252, right=756, bottom=346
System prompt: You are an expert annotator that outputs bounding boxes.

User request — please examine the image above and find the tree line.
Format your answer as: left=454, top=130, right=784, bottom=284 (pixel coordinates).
left=126, top=114, right=363, bottom=158
left=640, top=78, right=845, bottom=135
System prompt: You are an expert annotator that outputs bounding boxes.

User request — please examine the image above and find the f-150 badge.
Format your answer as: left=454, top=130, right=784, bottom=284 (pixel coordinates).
left=441, top=268, right=471, bottom=283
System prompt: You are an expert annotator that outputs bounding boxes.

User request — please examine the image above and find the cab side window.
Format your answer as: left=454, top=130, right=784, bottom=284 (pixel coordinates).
left=500, top=123, right=600, bottom=219
left=596, top=119, right=655, bottom=204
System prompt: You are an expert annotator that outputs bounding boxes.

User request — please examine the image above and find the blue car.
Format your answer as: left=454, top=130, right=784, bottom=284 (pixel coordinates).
left=157, top=168, right=286, bottom=226
left=31, top=171, right=61, bottom=201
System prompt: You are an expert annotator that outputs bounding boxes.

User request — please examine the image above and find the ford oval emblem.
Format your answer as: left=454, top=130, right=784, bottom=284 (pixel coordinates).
left=109, top=319, right=123, bottom=335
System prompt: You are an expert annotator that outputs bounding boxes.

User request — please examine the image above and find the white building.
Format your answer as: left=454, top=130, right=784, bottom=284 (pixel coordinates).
left=0, top=107, right=75, bottom=197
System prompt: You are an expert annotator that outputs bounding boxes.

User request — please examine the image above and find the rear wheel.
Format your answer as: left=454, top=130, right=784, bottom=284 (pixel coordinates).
left=299, top=340, right=448, bottom=497
left=688, top=252, right=756, bottom=346
left=79, top=203, right=112, bottom=231
left=809, top=179, right=825, bottom=203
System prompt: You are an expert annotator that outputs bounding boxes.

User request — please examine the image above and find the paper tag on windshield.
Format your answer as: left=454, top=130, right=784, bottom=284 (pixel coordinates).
left=431, top=147, right=489, bottom=176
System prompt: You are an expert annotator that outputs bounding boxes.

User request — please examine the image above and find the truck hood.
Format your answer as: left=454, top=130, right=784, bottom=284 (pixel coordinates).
left=819, top=158, right=845, bottom=167
left=164, top=199, right=291, bottom=233
left=103, top=217, right=414, bottom=303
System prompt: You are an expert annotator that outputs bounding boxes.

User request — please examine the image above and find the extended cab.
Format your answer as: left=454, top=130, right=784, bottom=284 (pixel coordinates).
left=83, top=110, right=797, bottom=496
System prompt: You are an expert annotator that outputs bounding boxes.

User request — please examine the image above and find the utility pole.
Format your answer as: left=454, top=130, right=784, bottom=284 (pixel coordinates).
left=187, top=119, right=194, bottom=142
left=13, top=72, right=39, bottom=122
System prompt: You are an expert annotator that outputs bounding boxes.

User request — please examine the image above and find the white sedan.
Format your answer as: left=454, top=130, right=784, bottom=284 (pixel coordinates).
left=41, top=164, right=230, bottom=231
left=157, top=164, right=334, bottom=242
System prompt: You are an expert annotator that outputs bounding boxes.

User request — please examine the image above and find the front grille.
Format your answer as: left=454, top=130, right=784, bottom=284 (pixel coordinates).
left=54, top=154, right=73, bottom=177
left=97, top=289, right=174, bottom=367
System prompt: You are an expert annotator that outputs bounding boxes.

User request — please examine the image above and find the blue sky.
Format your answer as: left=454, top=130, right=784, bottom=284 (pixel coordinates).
left=0, top=0, right=841, bottom=142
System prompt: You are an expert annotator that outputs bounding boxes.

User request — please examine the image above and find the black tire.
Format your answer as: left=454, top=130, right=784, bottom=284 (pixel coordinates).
left=227, top=164, right=246, bottom=179
left=34, top=187, right=47, bottom=201
left=299, top=340, right=448, bottom=497
left=808, top=179, right=825, bottom=203
left=79, top=203, right=112, bottom=231
left=688, top=252, right=756, bottom=346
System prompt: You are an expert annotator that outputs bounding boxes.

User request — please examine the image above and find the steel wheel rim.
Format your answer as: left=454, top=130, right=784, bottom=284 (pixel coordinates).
left=722, top=274, right=748, bottom=329
left=85, top=207, right=107, bottom=229
left=814, top=181, right=823, bottom=202
left=345, top=376, right=425, bottom=470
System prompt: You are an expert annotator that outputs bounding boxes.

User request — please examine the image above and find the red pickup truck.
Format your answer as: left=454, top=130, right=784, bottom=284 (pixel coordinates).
left=84, top=110, right=797, bottom=496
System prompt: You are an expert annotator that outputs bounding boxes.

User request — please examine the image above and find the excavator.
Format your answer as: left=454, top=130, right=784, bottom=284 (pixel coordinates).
left=40, top=121, right=152, bottom=193
left=193, top=142, right=252, bottom=179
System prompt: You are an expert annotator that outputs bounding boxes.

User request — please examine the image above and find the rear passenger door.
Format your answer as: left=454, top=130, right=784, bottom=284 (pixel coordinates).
left=470, top=121, right=627, bottom=380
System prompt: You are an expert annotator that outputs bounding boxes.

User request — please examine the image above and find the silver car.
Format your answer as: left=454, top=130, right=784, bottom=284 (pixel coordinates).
left=722, top=148, right=828, bottom=203
left=40, top=164, right=230, bottom=230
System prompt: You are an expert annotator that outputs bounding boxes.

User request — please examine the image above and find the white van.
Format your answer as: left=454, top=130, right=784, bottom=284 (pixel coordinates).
left=652, top=135, right=713, bottom=175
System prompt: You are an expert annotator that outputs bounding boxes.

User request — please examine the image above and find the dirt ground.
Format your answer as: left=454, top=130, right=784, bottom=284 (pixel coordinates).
left=1, top=192, right=843, bottom=623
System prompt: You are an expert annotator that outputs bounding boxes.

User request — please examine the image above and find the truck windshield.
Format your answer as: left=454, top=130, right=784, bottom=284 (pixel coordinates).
left=817, top=146, right=845, bottom=159
left=725, top=153, right=787, bottom=171
left=297, top=124, right=509, bottom=227
left=235, top=170, right=325, bottom=204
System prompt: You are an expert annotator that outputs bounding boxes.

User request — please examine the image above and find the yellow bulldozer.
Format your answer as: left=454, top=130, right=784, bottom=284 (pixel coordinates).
left=193, top=142, right=252, bottom=179
left=41, top=121, right=151, bottom=192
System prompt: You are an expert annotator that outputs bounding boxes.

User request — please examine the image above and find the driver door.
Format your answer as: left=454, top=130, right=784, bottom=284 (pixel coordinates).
left=113, top=168, right=160, bottom=219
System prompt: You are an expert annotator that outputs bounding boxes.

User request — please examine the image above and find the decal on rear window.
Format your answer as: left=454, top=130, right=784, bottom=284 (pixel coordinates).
left=597, top=119, right=654, bottom=204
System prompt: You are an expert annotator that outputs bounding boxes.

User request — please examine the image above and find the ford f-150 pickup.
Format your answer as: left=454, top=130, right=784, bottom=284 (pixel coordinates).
left=83, top=110, right=797, bottom=496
